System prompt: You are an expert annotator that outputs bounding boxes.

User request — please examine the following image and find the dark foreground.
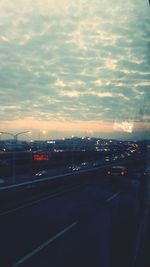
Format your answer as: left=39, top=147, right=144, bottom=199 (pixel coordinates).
left=0, top=167, right=145, bottom=267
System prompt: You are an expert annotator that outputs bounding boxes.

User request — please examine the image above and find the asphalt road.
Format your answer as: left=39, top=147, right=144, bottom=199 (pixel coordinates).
left=0, top=173, right=141, bottom=267
left=0, top=150, right=139, bottom=188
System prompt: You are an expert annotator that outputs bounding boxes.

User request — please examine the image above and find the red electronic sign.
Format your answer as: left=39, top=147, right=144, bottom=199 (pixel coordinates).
left=34, top=154, right=49, bottom=161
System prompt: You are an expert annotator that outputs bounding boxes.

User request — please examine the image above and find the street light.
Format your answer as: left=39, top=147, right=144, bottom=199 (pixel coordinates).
left=0, top=131, right=31, bottom=142
left=0, top=131, right=31, bottom=185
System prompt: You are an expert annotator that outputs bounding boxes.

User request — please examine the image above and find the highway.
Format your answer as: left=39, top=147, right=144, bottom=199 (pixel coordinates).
left=0, top=148, right=143, bottom=191
left=0, top=148, right=139, bottom=188
left=0, top=170, right=142, bottom=267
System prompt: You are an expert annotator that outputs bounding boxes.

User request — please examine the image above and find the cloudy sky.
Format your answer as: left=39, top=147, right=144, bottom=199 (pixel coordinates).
left=0, top=0, right=150, bottom=140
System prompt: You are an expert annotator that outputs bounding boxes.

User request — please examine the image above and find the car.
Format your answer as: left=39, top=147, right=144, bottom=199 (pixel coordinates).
left=68, top=165, right=81, bottom=171
left=81, top=162, right=88, bottom=166
left=125, top=152, right=131, bottom=157
left=73, top=165, right=81, bottom=171
left=112, top=155, right=118, bottom=161
left=142, top=167, right=150, bottom=177
left=107, top=166, right=127, bottom=177
left=34, top=170, right=48, bottom=177
left=92, top=162, right=99, bottom=167
left=105, top=157, right=110, bottom=162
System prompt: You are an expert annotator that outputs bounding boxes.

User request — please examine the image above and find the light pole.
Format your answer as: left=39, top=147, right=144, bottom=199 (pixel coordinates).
left=0, top=131, right=31, bottom=141
left=0, top=131, right=31, bottom=185
left=38, top=130, right=46, bottom=150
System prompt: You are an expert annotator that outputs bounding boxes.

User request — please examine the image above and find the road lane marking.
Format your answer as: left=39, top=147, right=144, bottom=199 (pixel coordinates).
left=106, top=192, right=120, bottom=202
left=0, top=182, right=119, bottom=217
left=12, top=221, right=78, bottom=267
left=0, top=183, right=84, bottom=216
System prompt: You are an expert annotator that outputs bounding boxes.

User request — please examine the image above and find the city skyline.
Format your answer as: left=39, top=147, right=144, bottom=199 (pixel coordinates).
left=0, top=0, right=150, bottom=140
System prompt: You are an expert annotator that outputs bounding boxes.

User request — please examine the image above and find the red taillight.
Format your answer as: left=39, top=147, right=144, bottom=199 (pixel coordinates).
left=121, top=171, right=125, bottom=176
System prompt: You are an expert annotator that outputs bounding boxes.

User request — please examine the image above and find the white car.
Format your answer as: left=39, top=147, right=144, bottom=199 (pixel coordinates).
left=81, top=162, right=88, bottom=166
left=35, top=170, right=47, bottom=177
left=69, top=165, right=81, bottom=171
left=105, top=157, right=110, bottom=162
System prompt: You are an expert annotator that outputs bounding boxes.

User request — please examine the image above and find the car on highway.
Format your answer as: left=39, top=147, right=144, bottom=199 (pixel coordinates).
left=112, top=155, right=118, bottom=161
left=142, top=167, right=150, bottom=178
left=72, top=165, right=81, bottom=171
left=92, top=161, right=99, bottom=167
left=68, top=165, right=81, bottom=171
left=34, top=170, right=48, bottom=177
left=105, top=156, right=110, bottom=162
left=107, top=166, right=127, bottom=178
left=81, top=162, right=88, bottom=167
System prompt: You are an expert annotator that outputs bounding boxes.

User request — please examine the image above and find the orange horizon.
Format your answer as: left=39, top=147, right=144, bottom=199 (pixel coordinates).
left=1, top=119, right=149, bottom=135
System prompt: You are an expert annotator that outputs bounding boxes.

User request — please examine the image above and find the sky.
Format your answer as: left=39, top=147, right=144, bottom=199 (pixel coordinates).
left=0, top=0, right=150, bottom=140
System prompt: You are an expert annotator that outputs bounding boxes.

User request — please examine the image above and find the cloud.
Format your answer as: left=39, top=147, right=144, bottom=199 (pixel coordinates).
left=113, top=121, right=134, bottom=133
left=0, top=0, right=150, bottom=138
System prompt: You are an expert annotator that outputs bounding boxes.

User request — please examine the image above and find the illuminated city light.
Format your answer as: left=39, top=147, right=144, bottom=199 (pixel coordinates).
left=34, top=154, right=49, bottom=161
